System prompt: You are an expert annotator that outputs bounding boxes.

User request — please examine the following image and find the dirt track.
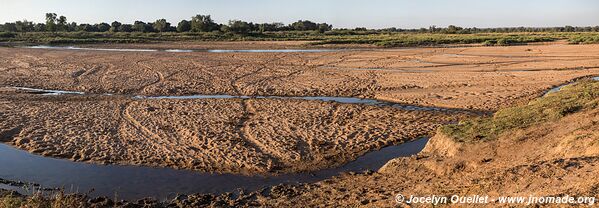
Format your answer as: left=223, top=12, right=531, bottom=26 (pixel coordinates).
left=1, top=42, right=599, bottom=175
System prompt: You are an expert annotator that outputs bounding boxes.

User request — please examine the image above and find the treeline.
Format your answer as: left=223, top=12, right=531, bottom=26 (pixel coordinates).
left=375, top=25, right=599, bottom=33
left=0, top=13, right=333, bottom=34
left=1, top=13, right=598, bottom=35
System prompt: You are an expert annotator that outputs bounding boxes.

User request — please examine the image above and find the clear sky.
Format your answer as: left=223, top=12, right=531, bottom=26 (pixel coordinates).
left=1, top=0, right=598, bottom=29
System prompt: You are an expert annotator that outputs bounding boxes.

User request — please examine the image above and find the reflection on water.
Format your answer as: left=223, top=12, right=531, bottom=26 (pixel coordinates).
left=0, top=138, right=428, bottom=200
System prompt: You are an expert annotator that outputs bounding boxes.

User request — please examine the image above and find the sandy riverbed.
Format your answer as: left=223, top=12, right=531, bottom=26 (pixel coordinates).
left=1, top=42, right=598, bottom=175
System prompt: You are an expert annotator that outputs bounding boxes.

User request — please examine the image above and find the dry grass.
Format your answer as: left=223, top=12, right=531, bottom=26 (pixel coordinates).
left=441, top=78, right=599, bottom=142
left=1, top=191, right=87, bottom=208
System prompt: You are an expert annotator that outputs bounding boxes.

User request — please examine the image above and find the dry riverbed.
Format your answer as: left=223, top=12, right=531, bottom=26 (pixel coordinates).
left=1, top=42, right=599, bottom=205
left=2, top=42, right=599, bottom=111
left=0, top=90, right=467, bottom=174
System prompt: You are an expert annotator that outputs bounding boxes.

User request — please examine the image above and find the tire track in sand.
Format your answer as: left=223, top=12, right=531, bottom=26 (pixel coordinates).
left=231, top=54, right=291, bottom=170
left=118, top=101, right=183, bottom=161
left=136, top=59, right=165, bottom=94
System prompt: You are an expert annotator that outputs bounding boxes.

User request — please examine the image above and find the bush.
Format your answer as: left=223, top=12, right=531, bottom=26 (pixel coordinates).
left=482, top=40, right=496, bottom=46
left=496, top=38, right=510, bottom=45
left=0, top=32, right=17, bottom=38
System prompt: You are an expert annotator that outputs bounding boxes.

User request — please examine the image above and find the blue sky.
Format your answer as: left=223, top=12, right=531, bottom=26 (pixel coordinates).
left=1, top=0, right=598, bottom=29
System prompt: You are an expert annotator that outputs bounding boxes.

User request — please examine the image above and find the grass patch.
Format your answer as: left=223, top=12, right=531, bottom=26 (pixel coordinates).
left=0, top=191, right=88, bottom=208
left=441, top=79, right=599, bottom=142
left=1, top=195, right=23, bottom=208
left=568, top=33, right=599, bottom=44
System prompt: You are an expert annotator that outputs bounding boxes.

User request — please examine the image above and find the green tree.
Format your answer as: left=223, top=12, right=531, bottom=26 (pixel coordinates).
left=67, top=22, right=77, bottom=31
left=191, top=14, right=217, bottom=32
left=444, top=25, right=463, bottom=34
left=33, top=23, right=46, bottom=32
left=77, top=24, right=94, bottom=32
left=118, top=24, right=133, bottom=32
left=258, top=22, right=284, bottom=32
left=57, top=15, right=67, bottom=31
left=15, top=20, right=34, bottom=32
left=227, top=20, right=250, bottom=34
left=177, top=20, right=191, bottom=32
left=317, top=23, right=332, bottom=33
left=96, top=22, right=110, bottom=32
left=110, top=21, right=122, bottom=32
left=2, top=23, right=17, bottom=32
left=132, top=21, right=153, bottom=32
left=291, top=20, right=318, bottom=31
left=132, top=21, right=145, bottom=32
left=45, top=13, right=57, bottom=32
left=153, top=19, right=170, bottom=32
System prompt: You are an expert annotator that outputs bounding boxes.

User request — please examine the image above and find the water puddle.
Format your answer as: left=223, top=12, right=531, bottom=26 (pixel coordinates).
left=22, top=46, right=345, bottom=53
left=163, top=49, right=194, bottom=53
left=11, top=87, right=85, bottom=95
left=0, top=138, right=428, bottom=200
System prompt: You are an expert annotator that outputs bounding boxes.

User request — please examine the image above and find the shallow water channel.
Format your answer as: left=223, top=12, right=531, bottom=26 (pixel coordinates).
left=0, top=138, right=428, bottom=200
left=543, top=76, right=599, bottom=96
left=9, top=87, right=475, bottom=113
left=22, top=46, right=346, bottom=53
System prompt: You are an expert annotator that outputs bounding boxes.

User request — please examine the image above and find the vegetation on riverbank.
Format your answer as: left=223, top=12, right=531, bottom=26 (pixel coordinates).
left=311, top=32, right=561, bottom=47
left=2, top=13, right=599, bottom=46
left=2, top=31, right=599, bottom=47
left=1, top=191, right=87, bottom=208
left=441, top=78, right=599, bottom=142
left=568, top=33, right=599, bottom=44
